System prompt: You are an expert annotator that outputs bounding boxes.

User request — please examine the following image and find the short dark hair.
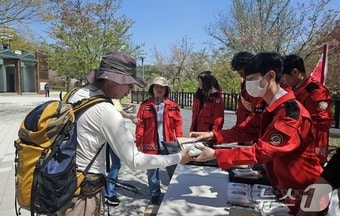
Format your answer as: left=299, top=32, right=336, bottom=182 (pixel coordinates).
left=282, top=54, right=306, bottom=75
left=231, top=51, right=254, bottom=71
left=244, top=52, right=283, bottom=83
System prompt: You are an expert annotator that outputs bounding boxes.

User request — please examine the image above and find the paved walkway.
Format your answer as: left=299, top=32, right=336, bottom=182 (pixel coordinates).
left=0, top=92, right=339, bottom=215
left=0, top=92, right=237, bottom=216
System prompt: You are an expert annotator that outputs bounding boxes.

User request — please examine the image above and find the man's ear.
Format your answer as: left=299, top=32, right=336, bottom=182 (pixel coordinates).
left=267, top=70, right=276, bottom=81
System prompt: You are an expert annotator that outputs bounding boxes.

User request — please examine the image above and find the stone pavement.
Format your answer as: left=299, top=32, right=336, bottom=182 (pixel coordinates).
left=0, top=92, right=237, bottom=216
left=0, top=92, right=339, bottom=216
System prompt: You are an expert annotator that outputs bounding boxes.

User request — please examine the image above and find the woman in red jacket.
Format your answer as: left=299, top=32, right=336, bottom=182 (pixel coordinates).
left=190, top=71, right=224, bottom=132
left=135, top=77, right=183, bottom=204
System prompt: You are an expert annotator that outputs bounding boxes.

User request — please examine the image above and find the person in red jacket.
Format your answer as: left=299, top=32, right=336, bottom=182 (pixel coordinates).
left=189, top=52, right=323, bottom=215
left=190, top=71, right=224, bottom=133
left=282, top=54, right=332, bottom=166
left=135, top=76, right=183, bottom=204
left=231, top=52, right=256, bottom=124
left=231, top=52, right=262, bottom=145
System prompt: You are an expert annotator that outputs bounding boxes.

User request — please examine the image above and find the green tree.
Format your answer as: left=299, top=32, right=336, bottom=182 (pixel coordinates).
left=208, top=0, right=338, bottom=55
left=44, top=0, right=142, bottom=86
left=209, top=49, right=240, bottom=93
left=0, top=26, right=49, bottom=55
left=207, top=0, right=339, bottom=92
left=152, top=36, right=210, bottom=92
left=0, top=0, right=43, bottom=26
left=0, top=0, right=45, bottom=52
left=136, top=64, right=158, bottom=85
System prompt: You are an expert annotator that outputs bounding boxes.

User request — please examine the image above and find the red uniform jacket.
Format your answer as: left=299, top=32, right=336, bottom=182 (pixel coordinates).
left=213, top=91, right=323, bottom=214
left=190, top=91, right=224, bottom=132
left=135, top=98, right=183, bottom=154
left=236, top=80, right=262, bottom=125
left=294, top=76, right=332, bottom=164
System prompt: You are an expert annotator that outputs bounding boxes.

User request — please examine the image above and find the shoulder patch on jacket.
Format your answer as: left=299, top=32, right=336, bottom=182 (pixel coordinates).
left=269, top=132, right=284, bottom=146
left=305, top=82, right=319, bottom=93
left=284, top=99, right=300, bottom=120
left=317, top=101, right=329, bottom=111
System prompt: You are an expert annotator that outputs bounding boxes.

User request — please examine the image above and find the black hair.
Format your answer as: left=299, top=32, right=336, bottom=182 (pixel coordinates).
left=195, top=71, right=221, bottom=101
left=244, top=52, right=283, bottom=83
left=231, top=51, right=254, bottom=71
left=282, top=54, right=306, bottom=75
left=148, top=84, right=170, bottom=98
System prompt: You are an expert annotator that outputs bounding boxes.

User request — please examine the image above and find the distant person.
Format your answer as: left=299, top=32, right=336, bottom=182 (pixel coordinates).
left=44, top=83, right=50, bottom=97
left=105, top=147, right=121, bottom=206
left=231, top=52, right=262, bottom=145
left=135, top=76, right=183, bottom=205
left=112, top=99, right=139, bottom=124
left=189, top=52, right=323, bottom=215
left=190, top=71, right=224, bottom=133
left=105, top=99, right=140, bottom=206
left=58, top=52, right=191, bottom=215
left=282, top=54, right=332, bottom=165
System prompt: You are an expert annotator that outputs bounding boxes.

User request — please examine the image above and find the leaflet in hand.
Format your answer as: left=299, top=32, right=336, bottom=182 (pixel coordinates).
left=176, top=137, right=205, bottom=150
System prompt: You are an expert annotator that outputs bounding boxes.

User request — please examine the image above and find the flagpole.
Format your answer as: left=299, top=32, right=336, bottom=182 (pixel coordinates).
left=320, top=44, right=328, bottom=84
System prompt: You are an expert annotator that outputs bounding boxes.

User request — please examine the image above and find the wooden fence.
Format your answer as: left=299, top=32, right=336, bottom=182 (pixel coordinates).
left=130, top=89, right=340, bottom=129
left=130, top=89, right=239, bottom=111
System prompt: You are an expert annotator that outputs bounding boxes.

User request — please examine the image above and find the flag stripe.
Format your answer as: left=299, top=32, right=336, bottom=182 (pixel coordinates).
left=311, top=44, right=328, bottom=85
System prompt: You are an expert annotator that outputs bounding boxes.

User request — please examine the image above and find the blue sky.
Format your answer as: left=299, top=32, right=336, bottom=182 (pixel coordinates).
left=118, top=0, right=339, bottom=65
left=29, top=0, right=339, bottom=65
left=118, top=0, right=230, bottom=64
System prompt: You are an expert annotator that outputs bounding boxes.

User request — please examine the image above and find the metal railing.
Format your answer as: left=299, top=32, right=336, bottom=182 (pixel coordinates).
left=130, top=90, right=340, bottom=129
left=131, top=89, right=239, bottom=111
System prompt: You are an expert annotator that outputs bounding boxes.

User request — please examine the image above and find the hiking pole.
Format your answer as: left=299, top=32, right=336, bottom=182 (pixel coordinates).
left=106, top=178, right=142, bottom=195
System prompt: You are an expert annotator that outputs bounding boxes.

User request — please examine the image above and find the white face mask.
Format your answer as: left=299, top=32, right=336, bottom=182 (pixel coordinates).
left=245, top=76, right=269, bottom=97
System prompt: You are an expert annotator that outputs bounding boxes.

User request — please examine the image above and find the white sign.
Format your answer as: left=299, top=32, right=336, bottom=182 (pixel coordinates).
left=40, top=82, right=47, bottom=91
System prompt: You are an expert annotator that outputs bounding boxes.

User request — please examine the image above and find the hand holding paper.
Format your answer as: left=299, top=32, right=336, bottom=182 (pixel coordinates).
left=190, top=143, right=216, bottom=162
left=189, top=131, right=215, bottom=142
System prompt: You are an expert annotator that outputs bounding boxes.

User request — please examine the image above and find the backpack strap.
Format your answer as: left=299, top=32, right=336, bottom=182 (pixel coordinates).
left=82, top=143, right=106, bottom=175
left=75, top=143, right=106, bottom=197
left=60, top=87, right=112, bottom=115
left=67, top=91, right=112, bottom=175
left=72, top=96, right=111, bottom=193
left=60, top=87, right=80, bottom=102
left=72, top=95, right=112, bottom=115
left=106, top=144, right=111, bottom=172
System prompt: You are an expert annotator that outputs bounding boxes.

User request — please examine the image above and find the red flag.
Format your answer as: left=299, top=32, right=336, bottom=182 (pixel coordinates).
left=311, top=44, right=328, bottom=85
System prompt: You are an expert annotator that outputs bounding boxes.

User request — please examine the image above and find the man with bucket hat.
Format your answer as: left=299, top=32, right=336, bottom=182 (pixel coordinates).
left=58, top=52, right=191, bottom=215
left=135, top=76, right=183, bottom=204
